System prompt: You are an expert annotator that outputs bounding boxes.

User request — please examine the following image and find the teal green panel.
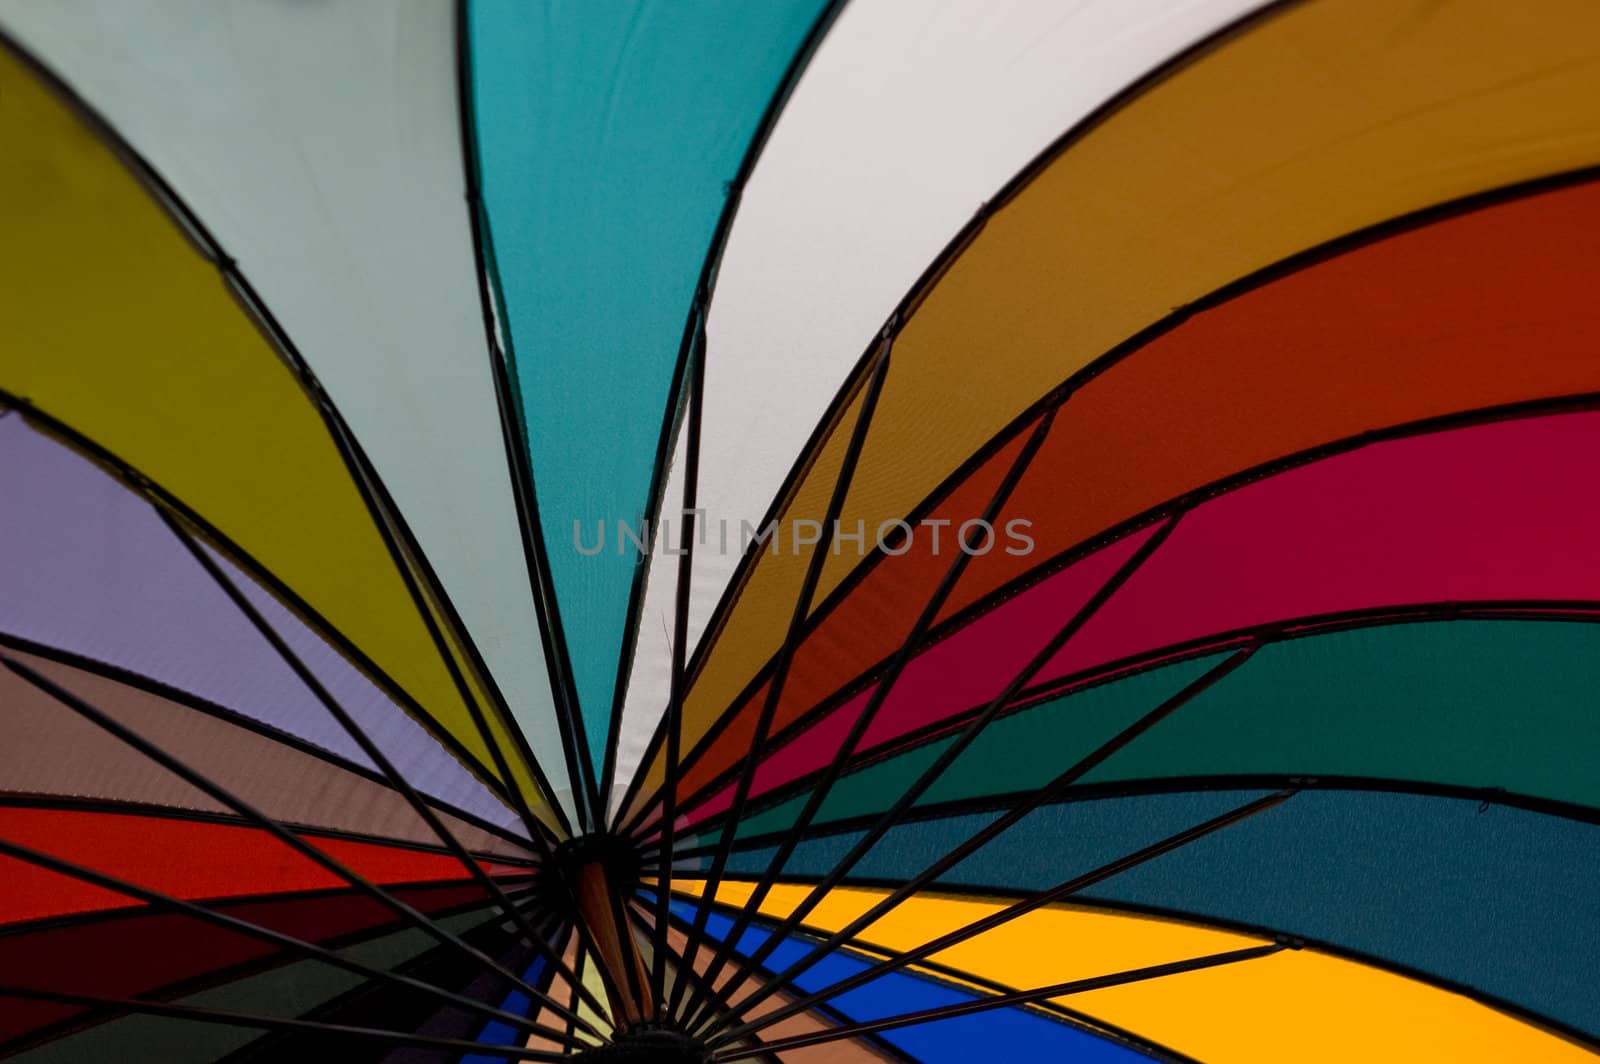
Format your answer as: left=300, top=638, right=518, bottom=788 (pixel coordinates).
left=468, top=0, right=829, bottom=778
left=722, top=652, right=1229, bottom=843
left=1084, top=619, right=1600, bottom=807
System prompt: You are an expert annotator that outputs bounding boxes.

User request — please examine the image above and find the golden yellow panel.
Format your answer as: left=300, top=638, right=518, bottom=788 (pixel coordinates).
left=0, top=47, right=546, bottom=811
left=680, top=0, right=1600, bottom=772
left=676, top=880, right=1595, bottom=1063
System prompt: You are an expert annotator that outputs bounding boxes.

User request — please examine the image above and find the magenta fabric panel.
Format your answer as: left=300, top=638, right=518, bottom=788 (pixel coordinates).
left=1038, top=408, right=1600, bottom=683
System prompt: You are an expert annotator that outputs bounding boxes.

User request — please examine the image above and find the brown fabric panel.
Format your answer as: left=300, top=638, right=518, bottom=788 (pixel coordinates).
left=1, top=649, right=531, bottom=858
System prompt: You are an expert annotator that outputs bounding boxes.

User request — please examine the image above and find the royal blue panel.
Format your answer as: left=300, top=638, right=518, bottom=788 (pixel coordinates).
left=468, top=0, right=829, bottom=777
left=678, top=903, right=1156, bottom=1061
left=462, top=954, right=549, bottom=1063
left=724, top=789, right=1600, bottom=1039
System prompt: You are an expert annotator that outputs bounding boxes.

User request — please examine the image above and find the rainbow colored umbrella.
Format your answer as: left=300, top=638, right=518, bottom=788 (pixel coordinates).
left=4, top=1, right=1600, bottom=1061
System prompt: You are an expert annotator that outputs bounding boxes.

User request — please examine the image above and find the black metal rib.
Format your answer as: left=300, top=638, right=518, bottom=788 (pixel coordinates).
left=680, top=407, right=1058, bottom=1033
left=453, top=0, right=598, bottom=832
left=0, top=835, right=578, bottom=1044
left=649, top=309, right=709, bottom=1011
left=600, top=0, right=852, bottom=827
left=159, top=507, right=600, bottom=1012
left=0, top=654, right=564, bottom=1020
left=708, top=944, right=1285, bottom=1061
left=0, top=983, right=575, bottom=1062
left=683, top=516, right=1183, bottom=1012
left=667, top=333, right=895, bottom=1023
left=706, top=788, right=1293, bottom=1045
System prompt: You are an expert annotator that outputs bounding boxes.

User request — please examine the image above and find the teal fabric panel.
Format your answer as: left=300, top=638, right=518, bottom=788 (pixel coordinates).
left=467, top=0, right=828, bottom=777
left=718, top=617, right=1600, bottom=849
left=1084, top=619, right=1600, bottom=807
left=721, top=652, right=1230, bottom=843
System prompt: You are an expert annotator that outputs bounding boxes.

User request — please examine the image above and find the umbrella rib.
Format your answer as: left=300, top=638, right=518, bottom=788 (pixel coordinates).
left=684, top=515, right=1183, bottom=1025
left=667, top=330, right=895, bottom=1023
left=708, top=943, right=1286, bottom=1061
left=705, top=787, right=1293, bottom=1046
left=157, top=508, right=604, bottom=1019
left=648, top=307, right=708, bottom=1012
left=0, top=982, right=577, bottom=1062
left=0, top=835, right=587, bottom=1044
left=680, top=406, right=1058, bottom=1033
left=0, top=653, right=585, bottom=1030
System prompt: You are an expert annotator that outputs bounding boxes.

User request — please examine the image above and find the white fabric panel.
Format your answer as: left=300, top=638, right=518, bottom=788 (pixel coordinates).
left=688, top=0, right=1269, bottom=654
left=609, top=412, right=688, bottom=816
left=0, top=0, right=575, bottom=817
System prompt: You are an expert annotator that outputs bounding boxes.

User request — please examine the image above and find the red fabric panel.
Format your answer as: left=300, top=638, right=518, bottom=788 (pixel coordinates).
left=0, top=807, right=517, bottom=924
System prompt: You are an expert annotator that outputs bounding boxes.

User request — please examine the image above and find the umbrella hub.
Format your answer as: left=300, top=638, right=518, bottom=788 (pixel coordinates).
left=572, top=1022, right=710, bottom=1063
left=547, top=831, right=644, bottom=897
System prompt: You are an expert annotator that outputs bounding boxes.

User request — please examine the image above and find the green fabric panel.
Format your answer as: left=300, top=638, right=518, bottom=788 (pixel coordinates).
left=1084, top=619, right=1600, bottom=807
left=724, top=653, right=1228, bottom=842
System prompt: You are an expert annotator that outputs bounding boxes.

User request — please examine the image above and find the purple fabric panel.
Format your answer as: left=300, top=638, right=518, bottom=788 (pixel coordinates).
left=201, top=540, right=520, bottom=830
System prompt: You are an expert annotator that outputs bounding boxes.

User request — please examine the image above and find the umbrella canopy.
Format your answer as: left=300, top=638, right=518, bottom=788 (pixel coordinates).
left=2, top=1, right=1599, bottom=1061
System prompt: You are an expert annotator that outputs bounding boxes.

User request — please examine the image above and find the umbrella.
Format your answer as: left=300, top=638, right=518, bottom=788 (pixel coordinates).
left=3, top=0, right=1599, bottom=1060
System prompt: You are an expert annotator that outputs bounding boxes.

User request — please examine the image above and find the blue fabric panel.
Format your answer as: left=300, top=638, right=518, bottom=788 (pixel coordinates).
left=462, top=954, right=549, bottom=1063
left=468, top=0, right=828, bottom=776
left=678, top=903, right=1155, bottom=1061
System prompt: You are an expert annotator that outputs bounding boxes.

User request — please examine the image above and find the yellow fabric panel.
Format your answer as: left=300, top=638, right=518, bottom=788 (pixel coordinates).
left=1072, top=947, right=1597, bottom=1064
left=676, top=880, right=1593, bottom=1063
left=0, top=50, right=527, bottom=799
left=577, top=947, right=612, bottom=1045
left=682, top=0, right=1600, bottom=770
left=627, top=381, right=873, bottom=822
left=676, top=879, right=1265, bottom=986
